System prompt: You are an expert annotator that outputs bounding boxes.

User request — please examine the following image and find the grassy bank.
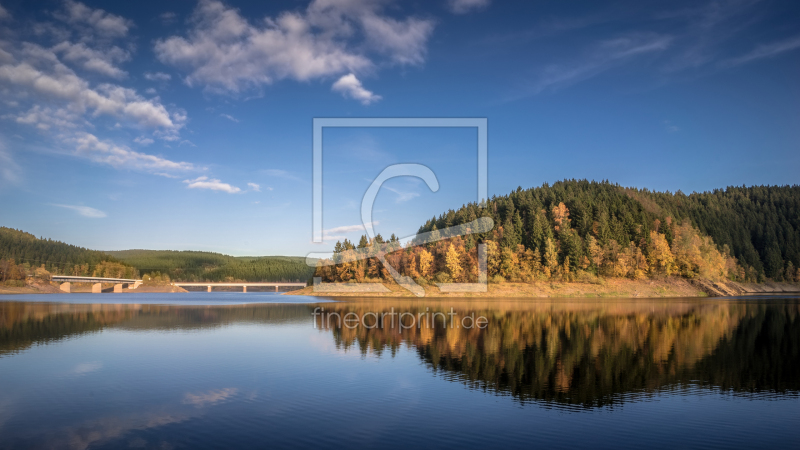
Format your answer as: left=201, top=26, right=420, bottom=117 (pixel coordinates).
left=287, top=277, right=707, bottom=298
left=287, top=277, right=800, bottom=298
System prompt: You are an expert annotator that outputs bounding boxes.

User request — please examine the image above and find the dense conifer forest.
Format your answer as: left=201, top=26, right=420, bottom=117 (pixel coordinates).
left=0, top=227, right=135, bottom=282
left=105, top=250, right=315, bottom=282
left=317, top=181, right=800, bottom=284
left=0, top=229, right=314, bottom=283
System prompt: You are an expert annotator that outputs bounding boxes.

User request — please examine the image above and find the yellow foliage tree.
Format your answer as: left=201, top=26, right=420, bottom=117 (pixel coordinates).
left=485, top=240, right=500, bottom=277
left=500, top=247, right=519, bottom=281
left=543, top=237, right=559, bottom=279
left=647, top=231, right=675, bottom=276
left=419, top=249, right=434, bottom=278
left=445, top=244, right=463, bottom=282
left=551, top=202, right=570, bottom=232
left=587, top=235, right=603, bottom=269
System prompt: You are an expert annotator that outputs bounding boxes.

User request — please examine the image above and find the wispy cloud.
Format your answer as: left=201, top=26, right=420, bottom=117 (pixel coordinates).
left=447, top=0, right=490, bottom=15
left=247, top=182, right=260, bottom=192
left=324, top=221, right=380, bottom=235
left=74, top=133, right=194, bottom=172
left=133, top=136, right=154, bottom=146
left=0, top=142, right=21, bottom=186
left=154, top=172, right=180, bottom=179
left=51, top=204, right=107, bottom=218
left=144, top=71, right=171, bottom=82
left=220, top=113, right=239, bottom=122
left=262, top=169, right=304, bottom=182
left=383, top=185, right=420, bottom=203
left=721, top=35, right=800, bottom=68
left=183, top=176, right=241, bottom=193
left=522, top=33, right=672, bottom=96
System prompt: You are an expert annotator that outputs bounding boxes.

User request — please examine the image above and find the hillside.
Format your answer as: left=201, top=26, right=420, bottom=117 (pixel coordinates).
left=105, top=250, right=315, bottom=282
left=0, top=227, right=135, bottom=279
left=316, top=180, right=799, bottom=285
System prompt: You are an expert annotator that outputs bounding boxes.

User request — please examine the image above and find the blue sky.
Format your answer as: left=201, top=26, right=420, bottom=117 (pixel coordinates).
left=0, top=0, right=798, bottom=255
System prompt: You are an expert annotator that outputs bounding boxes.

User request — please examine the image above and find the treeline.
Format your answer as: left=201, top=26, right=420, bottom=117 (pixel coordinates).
left=316, top=180, right=800, bottom=284
left=106, top=250, right=315, bottom=282
left=0, top=227, right=136, bottom=280
left=645, top=185, right=800, bottom=280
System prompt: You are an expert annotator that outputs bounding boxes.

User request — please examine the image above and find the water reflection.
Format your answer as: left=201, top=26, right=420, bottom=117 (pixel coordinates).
left=2, top=298, right=799, bottom=410
left=314, top=299, right=800, bottom=407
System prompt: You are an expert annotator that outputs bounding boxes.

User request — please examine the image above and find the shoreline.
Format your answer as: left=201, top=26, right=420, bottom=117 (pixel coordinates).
left=3, top=278, right=798, bottom=298
left=285, top=278, right=800, bottom=298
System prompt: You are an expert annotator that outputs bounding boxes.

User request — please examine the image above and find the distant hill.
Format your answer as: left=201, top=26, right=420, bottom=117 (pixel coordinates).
left=105, top=250, right=315, bottom=282
left=0, top=227, right=129, bottom=276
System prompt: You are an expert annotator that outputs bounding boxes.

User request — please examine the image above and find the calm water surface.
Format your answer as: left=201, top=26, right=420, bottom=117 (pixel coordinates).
left=1, top=293, right=799, bottom=449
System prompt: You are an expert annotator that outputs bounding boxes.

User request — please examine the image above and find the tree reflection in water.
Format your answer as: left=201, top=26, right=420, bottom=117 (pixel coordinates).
left=2, top=298, right=798, bottom=409
left=314, top=299, right=800, bottom=407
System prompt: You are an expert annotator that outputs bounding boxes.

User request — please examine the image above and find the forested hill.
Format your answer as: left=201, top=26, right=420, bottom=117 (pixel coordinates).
left=417, top=180, right=799, bottom=282
left=0, top=227, right=133, bottom=277
left=0, top=228, right=314, bottom=282
left=105, top=250, right=315, bottom=282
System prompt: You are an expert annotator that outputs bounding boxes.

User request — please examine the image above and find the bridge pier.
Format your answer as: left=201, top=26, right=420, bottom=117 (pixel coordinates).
left=243, top=286, right=247, bottom=293
left=92, top=283, right=102, bottom=294
left=275, top=285, right=278, bottom=292
left=60, top=282, right=71, bottom=293
left=207, top=285, right=212, bottom=293
left=113, top=284, right=124, bottom=293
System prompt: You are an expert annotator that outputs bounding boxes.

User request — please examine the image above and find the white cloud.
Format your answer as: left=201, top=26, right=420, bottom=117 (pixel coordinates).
left=220, top=113, right=238, bottom=122
left=74, top=132, right=194, bottom=171
left=52, top=204, right=107, bottom=218
left=357, top=12, right=434, bottom=66
left=0, top=44, right=183, bottom=131
left=447, top=0, right=490, bottom=14
left=183, top=175, right=241, bottom=193
left=721, top=35, right=800, bottom=67
left=57, top=0, right=133, bottom=39
left=331, top=73, right=381, bottom=105
left=247, top=182, right=260, bottom=191
left=0, top=4, right=10, bottom=20
left=0, top=3, right=198, bottom=179
left=133, top=136, right=154, bottom=145
left=154, top=0, right=433, bottom=95
left=324, top=221, right=379, bottom=235
left=53, top=41, right=130, bottom=78
left=3, top=105, right=83, bottom=131
left=144, top=71, right=171, bottom=82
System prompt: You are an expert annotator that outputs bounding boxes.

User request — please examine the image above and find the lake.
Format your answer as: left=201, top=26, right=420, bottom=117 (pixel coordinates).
left=1, top=294, right=799, bottom=449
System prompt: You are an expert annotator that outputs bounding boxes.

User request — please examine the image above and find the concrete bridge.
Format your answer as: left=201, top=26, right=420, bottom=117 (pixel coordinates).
left=172, top=282, right=306, bottom=293
left=51, top=275, right=142, bottom=293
